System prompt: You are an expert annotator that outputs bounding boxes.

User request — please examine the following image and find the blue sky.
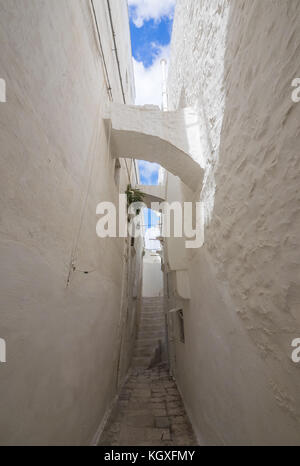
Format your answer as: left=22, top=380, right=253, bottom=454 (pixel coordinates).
left=128, top=0, right=175, bottom=106
left=139, top=160, right=159, bottom=185
left=128, top=0, right=175, bottom=188
left=145, top=208, right=160, bottom=228
left=130, top=17, right=173, bottom=68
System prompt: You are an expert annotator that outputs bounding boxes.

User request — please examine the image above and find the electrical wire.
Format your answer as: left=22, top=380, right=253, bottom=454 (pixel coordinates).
left=90, top=0, right=113, bottom=100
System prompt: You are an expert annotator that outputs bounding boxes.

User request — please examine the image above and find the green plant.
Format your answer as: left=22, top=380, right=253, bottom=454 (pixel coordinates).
left=126, top=184, right=145, bottom=205
left=126, top=184, right=145, bottom=215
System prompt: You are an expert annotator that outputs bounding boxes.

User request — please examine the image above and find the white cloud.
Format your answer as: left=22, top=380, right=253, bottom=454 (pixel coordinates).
left=128, top=0, right=176, bottom=28
left=133, top=44, right=170, bottom=107
left=139, top=160, right=160, bottom=184
left=144, top=226, right=161, bottom=250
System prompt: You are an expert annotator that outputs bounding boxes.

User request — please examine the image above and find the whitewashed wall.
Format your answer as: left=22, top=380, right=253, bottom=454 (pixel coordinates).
left=143, top=252, right=164, bottom=298
left=0, top=0, right=138, bottom=445
left=168, top=0, right=300, bottom=445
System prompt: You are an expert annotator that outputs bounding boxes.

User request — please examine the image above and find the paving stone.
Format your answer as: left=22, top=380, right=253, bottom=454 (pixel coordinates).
left=173, top=436, right=196, bottom=446
left=132, top=389, right=151, bottom=398
left=147, top=428, right=171, bottom=442
left=152, top=387, right=166, bottom=393
left=164, top=381, right=176, bottom=388
left=119, top=399, right=130, bottom=406
left=98, top=430, right=120, bottom=446
left=155, top=417, right=170, bottom=428
left=135, top=384, right=150, bottom=390
left=168, top=408, right=186, bottom=416
left=166, top=395, right=181, bottom=402
left=167, top=388, right=179, bottom=396
left=126, top=412, right=155, bottom=428
left=107, top=422, right=121, bottom=434
left=151, top=397, right=165, bottom=404
left=170, top=416, right=187, bottom=425
left=129, top=401, right=150, bottom=410
left=151, top=392, right=165, bottom=397
left=171, top=423, right=193, bottom=436
left=153, top=408, right=168, bottom=417
left=167, top=401, right=184, bottom=409
left=119, top=425, right=148, bottom=445
left=151, top=402, right=166, bottom=409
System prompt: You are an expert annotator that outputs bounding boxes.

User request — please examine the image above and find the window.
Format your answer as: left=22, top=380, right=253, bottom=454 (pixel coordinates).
left=177, top=310, right=185, bottom=343
left=114, top=159, right=121, bottom=188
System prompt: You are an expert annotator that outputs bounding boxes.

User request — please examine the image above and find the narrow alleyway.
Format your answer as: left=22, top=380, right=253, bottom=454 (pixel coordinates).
left=99, top=298, right=197, bottom=446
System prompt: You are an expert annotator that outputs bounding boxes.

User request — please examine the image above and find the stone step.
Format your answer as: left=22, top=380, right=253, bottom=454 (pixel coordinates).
left=140, top=316, right=165, bottom=322
left=137, top=336, right=165, bottom=344
left=143, top=298, right=165, bottom=302
left=133, top=299, right=167, bottom=367
left=131, top=356, right=151, bottom=368
left=142, top=304, right=165, bottom=308
left=140, top=314, right=165, bottom=320
left=139, top=321, right=165, bottom=327
left=138, top=331, right=166, bottom=339
left=142, top=302, right=165, bottom=308
left=140, top=320, right=165, bottom=327
left=135, top=340, right=162, bottom=350
left=139, top=322, right=165, bottom=330
left=142, top=301, right=164, bottom=306
left=134, top=348, right=155, bottom=357
left=140, top=310, right=165, bottom=316
left=134, top=348, right=159, bottom=358
left=140, top=318, right=165, bottom=323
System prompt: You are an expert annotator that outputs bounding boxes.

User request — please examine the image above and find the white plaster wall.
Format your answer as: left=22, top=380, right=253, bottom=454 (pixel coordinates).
left=164, top=173, right=188, bottom=272
left=168, top=0, right=300, bottom=445
left=0, top=0, right=137, bottom=445
left=143, top=253, right=164, bottom=298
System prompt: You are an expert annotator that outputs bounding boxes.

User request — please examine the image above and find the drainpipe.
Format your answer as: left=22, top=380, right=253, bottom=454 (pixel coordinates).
left=107, top=0, right=126, bottom=104
left=160, top=59, right=168, bottom=112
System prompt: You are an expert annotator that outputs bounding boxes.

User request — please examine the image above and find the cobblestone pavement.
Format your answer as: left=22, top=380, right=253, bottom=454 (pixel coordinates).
left=99, top=364, right=197, bottom=446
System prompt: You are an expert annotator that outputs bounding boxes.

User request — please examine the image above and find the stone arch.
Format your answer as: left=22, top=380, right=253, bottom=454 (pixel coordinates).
left=104, top=103, right=204, bottom=192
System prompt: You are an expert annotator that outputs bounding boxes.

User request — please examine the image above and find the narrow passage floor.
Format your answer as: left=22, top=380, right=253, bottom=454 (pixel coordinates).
left=99, top=364, right=197, bottom=446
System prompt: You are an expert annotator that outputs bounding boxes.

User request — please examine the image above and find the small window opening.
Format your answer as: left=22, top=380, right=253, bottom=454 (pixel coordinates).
left=177, top=310, right=185, bottom=343
left=114, top=159, right=121, bottom=188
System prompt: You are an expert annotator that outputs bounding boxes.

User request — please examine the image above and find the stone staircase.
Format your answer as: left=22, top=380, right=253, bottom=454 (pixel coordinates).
left=132, top=297, right=167, bottom=368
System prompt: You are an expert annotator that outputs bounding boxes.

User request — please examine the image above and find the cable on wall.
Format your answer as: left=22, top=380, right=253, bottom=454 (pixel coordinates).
left=90, top=0, right=113, bottom=101
left=107, top=0, right=126, bottom=105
